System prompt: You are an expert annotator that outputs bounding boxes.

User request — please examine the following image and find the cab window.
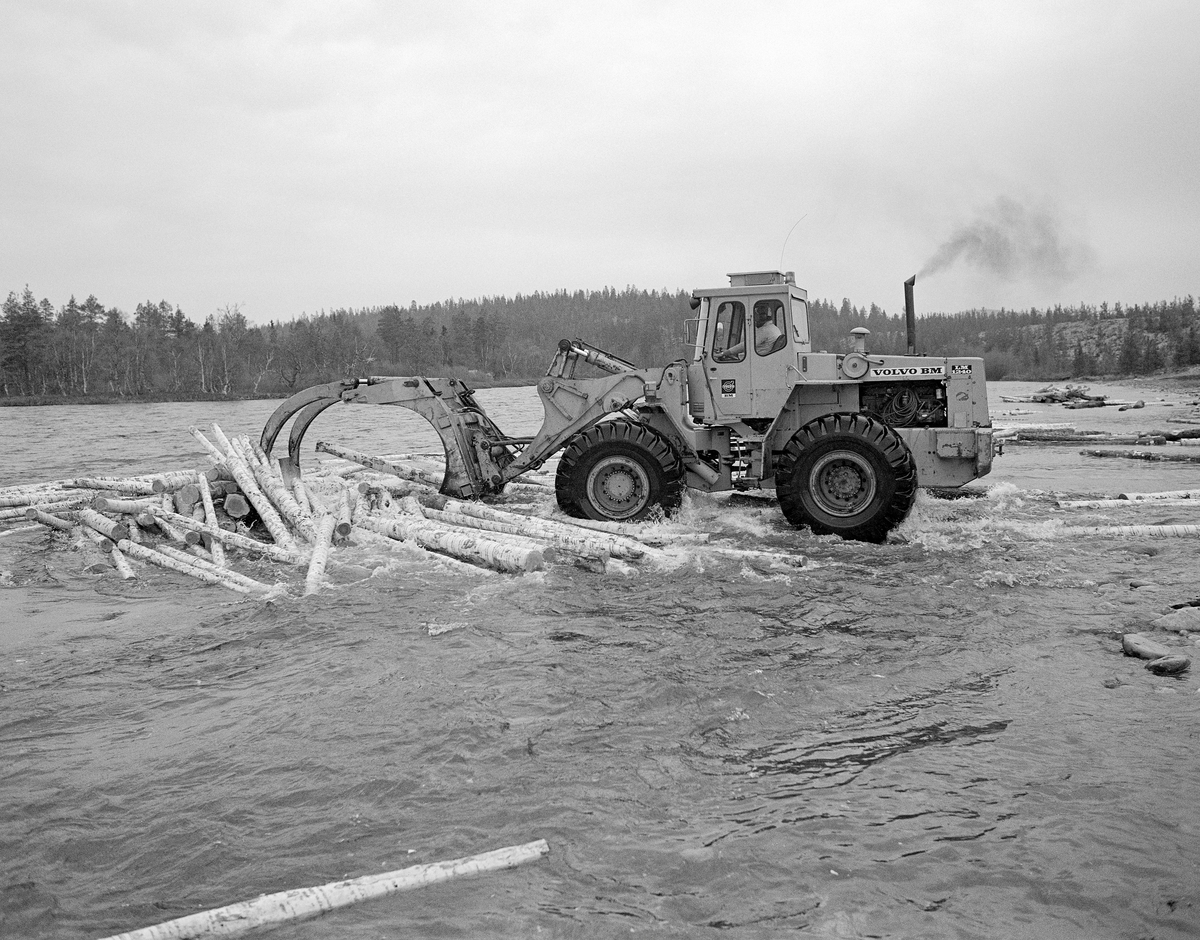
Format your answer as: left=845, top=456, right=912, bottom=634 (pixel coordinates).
left=753, top=299, right=786, bottom=356
left=711, top=301, right=746, bottom=362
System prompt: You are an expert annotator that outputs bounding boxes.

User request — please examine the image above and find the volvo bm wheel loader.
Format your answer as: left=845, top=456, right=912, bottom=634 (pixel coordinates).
left=261, top=271, right=994, bottom=542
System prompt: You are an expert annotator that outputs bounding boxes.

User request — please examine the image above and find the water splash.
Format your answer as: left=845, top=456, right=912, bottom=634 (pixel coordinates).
left=919, top=196, right=1093, bottom=285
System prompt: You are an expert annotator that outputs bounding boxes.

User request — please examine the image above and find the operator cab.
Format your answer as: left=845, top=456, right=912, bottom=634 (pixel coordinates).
left=686, top=271, right=809, bottom=422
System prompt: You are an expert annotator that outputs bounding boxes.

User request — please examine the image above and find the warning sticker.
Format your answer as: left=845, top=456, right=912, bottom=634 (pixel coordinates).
left=720, top=378, right=736, bottom=398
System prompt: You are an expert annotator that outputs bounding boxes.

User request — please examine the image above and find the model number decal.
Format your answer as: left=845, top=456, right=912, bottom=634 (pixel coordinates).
left=869, top=366, right=945, bottom=377
left=951, top=363, right=973, bottom=375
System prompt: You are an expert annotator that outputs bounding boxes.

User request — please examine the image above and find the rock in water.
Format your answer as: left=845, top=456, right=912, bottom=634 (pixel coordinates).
left=1146, top=655, right=1191, bottom=676
left=1122, top=633, right=1174, bottom=660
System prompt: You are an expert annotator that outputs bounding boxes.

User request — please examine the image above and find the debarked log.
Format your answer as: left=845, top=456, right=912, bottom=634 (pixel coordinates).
left=95, top=839, right=550, bottom=940
left=356, top=514, right=544, bottom=573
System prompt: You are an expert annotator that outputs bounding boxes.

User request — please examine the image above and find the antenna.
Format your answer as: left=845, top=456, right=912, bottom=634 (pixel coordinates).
left=778, top=214, right=808, bottom=271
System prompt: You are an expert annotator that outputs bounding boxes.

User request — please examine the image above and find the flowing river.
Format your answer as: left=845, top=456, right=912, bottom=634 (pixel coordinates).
left=2, top=381, right=1199, bottom=938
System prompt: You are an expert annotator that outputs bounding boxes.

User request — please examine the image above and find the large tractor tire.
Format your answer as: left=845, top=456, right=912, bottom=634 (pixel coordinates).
left=555, top=419, right=684, bottom=522
left=774, top=413, right=917, bottom=543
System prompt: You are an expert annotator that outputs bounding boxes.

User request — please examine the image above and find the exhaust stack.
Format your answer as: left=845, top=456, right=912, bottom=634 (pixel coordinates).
left=904, top=275, right=917, bottom=355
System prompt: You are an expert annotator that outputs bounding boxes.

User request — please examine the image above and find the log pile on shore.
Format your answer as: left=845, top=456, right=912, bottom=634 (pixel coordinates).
left=0, top=425, right=807, bottom=596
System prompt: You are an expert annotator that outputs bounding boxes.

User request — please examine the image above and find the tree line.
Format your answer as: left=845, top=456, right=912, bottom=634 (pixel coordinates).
left=2, top=284, right=1197, bottom=402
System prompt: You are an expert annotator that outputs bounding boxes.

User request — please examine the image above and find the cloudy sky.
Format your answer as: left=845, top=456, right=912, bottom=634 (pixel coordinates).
left=2, top=1, right=1197, bottom=324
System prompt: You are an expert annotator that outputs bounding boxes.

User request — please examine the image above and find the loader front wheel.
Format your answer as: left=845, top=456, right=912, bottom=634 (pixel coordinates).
left=775, top=413, right=917, bottom=542
left=556, top=420, right=684, bottom=522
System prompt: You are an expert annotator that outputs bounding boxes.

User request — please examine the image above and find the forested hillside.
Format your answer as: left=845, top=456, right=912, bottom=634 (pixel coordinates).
left=1, top=284, right=1197, bottom=402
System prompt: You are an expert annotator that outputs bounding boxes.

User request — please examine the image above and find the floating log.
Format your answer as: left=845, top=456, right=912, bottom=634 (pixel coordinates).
left=707, top=546, right=807, bottom=568
left=209, top=424, right=299, bottom=553
left=95, top=839, right=550, bottom=940
left=420, top=505, right=607, bottom=563
left=154, top=544, right=272, bottom=594
left=24, top=508, right=76, bottom=532
left=0, top=523, right=42, bottom=538
left=0, top=497, right=86, bottom=521
left=63, top=476, right=158, bottom=495
left=115, top=540, right=267, bottom=595
left=109, top=545, right=137, bottom=580
left=357, top=514, right=544, bottom=573
left=1120, top=489, right=1200, bottom=501
left=1061, top=524, right=1200, bottom=538
left=1056, top=497, right=1200, bottom=509
left=1082, top=449, right=1200, bottom=463
left=92, top=496, right=162, bottom=514
left=196, top=476, right=226, bottom=568
left=77, top=508, right=130, bottom=543
left=316, top=441, right=444, bottom=489
left=150, top=508, right=300, bottom=564
left=304, top=514, right=338, bottom=596
left=150, top=470, right=204, bottom=493
left=0, top=489, right=71, bottom=509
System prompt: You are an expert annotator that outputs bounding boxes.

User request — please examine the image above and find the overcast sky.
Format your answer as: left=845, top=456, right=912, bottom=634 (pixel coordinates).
left=2, top=1, right=1197, bottom=325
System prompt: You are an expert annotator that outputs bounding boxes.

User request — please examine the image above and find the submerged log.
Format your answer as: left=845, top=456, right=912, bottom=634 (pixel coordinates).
left=155, top=544, right=272, bottom=594
left=420, top=505, right=606, bottom=563
left=1119, top=488, right=1200, bottom=501
left=1082, top=449, right=1200, bottom=463
left=95, top=839, right=550, bottom=940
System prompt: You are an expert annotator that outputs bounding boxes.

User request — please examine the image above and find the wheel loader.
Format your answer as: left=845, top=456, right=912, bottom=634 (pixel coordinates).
left=261, top=271, right=994, bottom=542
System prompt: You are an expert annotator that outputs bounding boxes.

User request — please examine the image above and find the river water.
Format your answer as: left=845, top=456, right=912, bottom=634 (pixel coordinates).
left=2, top=381, right=1199, bottom=939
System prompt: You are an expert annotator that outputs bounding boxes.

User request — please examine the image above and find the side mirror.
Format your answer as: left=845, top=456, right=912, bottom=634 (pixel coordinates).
left=689, top=297, right=701, bottom=310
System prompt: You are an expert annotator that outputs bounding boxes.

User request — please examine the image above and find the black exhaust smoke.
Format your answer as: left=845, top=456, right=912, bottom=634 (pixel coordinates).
left=904, top=275, right=917, bottom=355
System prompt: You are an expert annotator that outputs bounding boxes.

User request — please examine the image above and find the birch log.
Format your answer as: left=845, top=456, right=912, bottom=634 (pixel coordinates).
left=1119, top=488, right=1200, bottom=501
left=189, top=426, right=228, bottom=465
left=92, top=496, right=162, bottom=514
left=150, top=509, right=300, bottom=564
left=150, top=470, right=204, bottom=493
left=24, top=509, right=76, bottom=532
left=1060, top=524, right=1200, bottom=538
left=439, top=499, right=653, bottom=560
left=63, top=477, right=157, bottom=495
left=0, top=523, right=41, bottom=538
left=155, top=544, right=272, bottom=593
left=304, top=513, right=338, bottom=596
left=0, top=489, right=71, bottom=509
left=109, top=545, right=137, bottom=580
left=316, top=442, right=443, bottom=489
left=77, top=508, right=130, bottom=542
left=0, top=498, right=86, bottom=521
left=116, top=540, right=267, bottom=595
left=96, top=839, right=550, bottom=940
left=196, top=476, right=227, bottom=568
left=420, top=506, right=606, bottom=563
left=357, top=515, right=544, bottom=573
left=209, top=424, right=299, bottom=553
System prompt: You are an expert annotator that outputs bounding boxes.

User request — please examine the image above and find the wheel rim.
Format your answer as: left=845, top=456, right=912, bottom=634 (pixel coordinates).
left=586, top=455, right=651, bottom=520
left=808, top=450, right=877, bottom=517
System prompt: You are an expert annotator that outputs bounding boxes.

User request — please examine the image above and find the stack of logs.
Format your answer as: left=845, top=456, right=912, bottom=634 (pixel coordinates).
left=0, top=425, right=808, bottom=596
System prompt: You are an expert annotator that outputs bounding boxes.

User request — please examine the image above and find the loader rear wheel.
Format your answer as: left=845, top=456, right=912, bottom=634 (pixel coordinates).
left=556, top=420, right=684, bottom=522
left=775, top=413, right=917, bottom=543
